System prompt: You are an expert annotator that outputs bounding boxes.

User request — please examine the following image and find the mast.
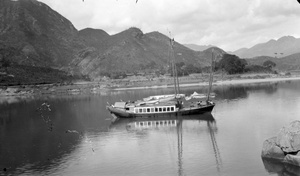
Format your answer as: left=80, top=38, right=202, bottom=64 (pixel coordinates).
left=170, top=38, right=178, bottom=96
left=207, top=48, right=215, bottom=101
left=169, top=36, right=180, bottom=96
left=175, top=60, right=180, bottom=95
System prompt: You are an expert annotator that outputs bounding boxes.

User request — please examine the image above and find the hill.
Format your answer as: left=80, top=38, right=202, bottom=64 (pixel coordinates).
left=0, top=0, right=227, bottom=82
left=246, top=53, right=300, bottom=71
left=197, top=47, right=226, bottom=62
left=71, top=27, right=224, bottom=79
left=231, top=36, right=300, bottom=58
left=78, top=28, right=110, bottom=50
left=0, top=0, right=86, bottom=68
left=6, top=0, right=299, bottom=83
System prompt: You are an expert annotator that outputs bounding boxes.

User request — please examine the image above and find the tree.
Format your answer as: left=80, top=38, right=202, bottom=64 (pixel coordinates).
left=183, top=64, right=201, bottom=74
left=263, top=60, right=276, bottom=68
left=217, top=54, right=247, bottom=74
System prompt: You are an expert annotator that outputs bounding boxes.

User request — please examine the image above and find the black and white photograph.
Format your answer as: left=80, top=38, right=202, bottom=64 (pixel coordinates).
left=1, top=0, right=300, bottom=175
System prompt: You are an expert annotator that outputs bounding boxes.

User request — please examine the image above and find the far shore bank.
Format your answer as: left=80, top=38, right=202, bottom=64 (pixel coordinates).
left=113, top=76, right=300, bottom=90
left=1, top=74, right=300, bottom=101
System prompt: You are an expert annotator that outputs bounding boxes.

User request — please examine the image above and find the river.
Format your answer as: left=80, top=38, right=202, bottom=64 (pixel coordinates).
left=1, top=80, right=300, bottom=176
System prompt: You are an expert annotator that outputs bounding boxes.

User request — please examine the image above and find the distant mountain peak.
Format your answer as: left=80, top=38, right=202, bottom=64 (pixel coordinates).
left=266, top=39, right=276, bottom=43
left=126, top=27, right=143, bottom=37
left=128, top=27, right=142, bottom=32
left=231, top=35, right=300, bottom=58
left=79, top=28, right=109, bottom=37
left=277, top=35, right=296, bottom=42
left=184, top=44, right=216, bottom=51
left=203, top=47, right=226, bottom=56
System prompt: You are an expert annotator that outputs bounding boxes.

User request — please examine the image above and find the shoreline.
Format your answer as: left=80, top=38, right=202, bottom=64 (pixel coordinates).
left=1, top=75, right=300, bottom=100
left=112, top=76, right=300, bottom=90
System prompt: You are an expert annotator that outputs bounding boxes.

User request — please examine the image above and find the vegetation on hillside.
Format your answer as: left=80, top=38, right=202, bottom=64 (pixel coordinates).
left=0, top=64, right=88, bottom=86
left=263, top=60, right=276, bottom=68
left=216, top=54, right=247, bottom=74
left=216, top=54, right=275, bottom=75
left=0, top=43, right=88, bottom=86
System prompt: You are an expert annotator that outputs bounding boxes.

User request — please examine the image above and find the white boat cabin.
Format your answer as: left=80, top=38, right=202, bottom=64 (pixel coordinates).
left=133, top=105, right=177, bottom=114
left=112, top=101, right=178, bottom=114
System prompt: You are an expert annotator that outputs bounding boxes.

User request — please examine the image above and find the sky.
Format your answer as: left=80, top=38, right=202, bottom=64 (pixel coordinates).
left=38, top=0, right=300, bottom=52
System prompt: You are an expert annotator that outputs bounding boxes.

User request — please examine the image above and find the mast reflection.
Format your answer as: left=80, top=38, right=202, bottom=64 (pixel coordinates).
left=109, top=113, right=222, bottom=175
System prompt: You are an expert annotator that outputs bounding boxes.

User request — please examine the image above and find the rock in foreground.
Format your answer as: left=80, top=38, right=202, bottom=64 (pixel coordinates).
left=276, top=121, right=300, bottom=153
left=262, top=120, right=300, bottom=167
left=262, top=137, right=285, bottom=160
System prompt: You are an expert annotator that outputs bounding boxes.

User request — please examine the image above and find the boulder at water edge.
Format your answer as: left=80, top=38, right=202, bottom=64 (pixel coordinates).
left=262, top=120, right=300, bottom=167
left=261, top=137, right=285, bottom=160
left=276, top=120, right=300, bottom=153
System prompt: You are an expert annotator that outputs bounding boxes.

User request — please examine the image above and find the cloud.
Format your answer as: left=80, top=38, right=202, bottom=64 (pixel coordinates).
left=39, top=0, right=300, bottom=51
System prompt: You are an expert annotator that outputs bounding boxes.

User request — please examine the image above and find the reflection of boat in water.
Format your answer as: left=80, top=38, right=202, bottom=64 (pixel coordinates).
left=109, top=112, right=216, bottom=131
left=109, top=113, right=222, bottom=175
left=106, top=38, right=216, bottom=118
left=127, top=117, right=178, bottom=130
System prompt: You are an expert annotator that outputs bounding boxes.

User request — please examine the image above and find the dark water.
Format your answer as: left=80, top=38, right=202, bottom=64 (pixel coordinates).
left=1, top=80, right=300, bottom=176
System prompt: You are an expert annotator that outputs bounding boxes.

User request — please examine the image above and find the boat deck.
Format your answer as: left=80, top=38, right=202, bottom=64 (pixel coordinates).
left=127, top=100, right=178, bottom=107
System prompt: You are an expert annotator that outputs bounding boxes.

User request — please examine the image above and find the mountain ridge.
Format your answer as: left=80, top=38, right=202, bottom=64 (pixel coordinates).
left=72, top=27, right=225, bottom=79
left=1, top=0, right=300, bottom=83
left=231, top=36, right=300, bottom=58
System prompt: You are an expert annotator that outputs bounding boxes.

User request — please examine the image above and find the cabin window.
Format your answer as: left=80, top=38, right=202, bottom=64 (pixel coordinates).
left=159, top=108, right=162, bottom=112
left=163, top=107, right=166, bottom=112
left=151, top=108, right=154, bottom=112
left=156, top=121, right=159, bottom=125
left=143, top=108, right=146, bottom=113
left=140, top=122, right=143, bottom=126
left=139, top=109, right=142, bottom=113
left=171, top=107, right=174, bottom=111
left=155, top=108, right=158, bottom=112
left=135, top=109, right=138, bottom=113
left=147, top=108, right=150, bottom=113
left=148, top=122, right=151, bottom=126
left=160, top=121, right=163, bottom=125
left=167, top=107, right=170, bottom=111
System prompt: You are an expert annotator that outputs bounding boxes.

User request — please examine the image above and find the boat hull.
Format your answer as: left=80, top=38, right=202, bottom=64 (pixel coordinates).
left=107, top=104, right=215, bottom=118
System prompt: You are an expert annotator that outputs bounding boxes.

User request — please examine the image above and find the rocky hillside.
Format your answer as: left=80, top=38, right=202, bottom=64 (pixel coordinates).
left=197, top=47, right=226, bottom=62
left=0, top=0, right=86, bottom=68
left=231, top=36, right=300, bottom=58
left=72, top=27, right=224, bottom=79
left=78, top=28, right=110, bottom=50
left=0, top=0, right=226, bottom=81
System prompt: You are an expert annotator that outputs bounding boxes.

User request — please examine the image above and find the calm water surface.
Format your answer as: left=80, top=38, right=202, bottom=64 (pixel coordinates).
left=1, top=80, right=300, bottom=176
